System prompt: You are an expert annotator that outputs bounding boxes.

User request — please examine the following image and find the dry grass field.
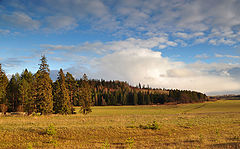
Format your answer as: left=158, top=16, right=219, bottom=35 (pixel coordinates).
left=0, top=100, right=240, bottom=149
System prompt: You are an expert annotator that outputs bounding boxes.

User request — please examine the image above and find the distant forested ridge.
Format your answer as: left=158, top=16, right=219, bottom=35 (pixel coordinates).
left=0, top=56, right=208, bottom=115
left=84, top=80, right=208, bottom=106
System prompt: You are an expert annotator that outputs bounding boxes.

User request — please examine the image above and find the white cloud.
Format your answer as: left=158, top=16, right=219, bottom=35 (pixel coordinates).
left=194, top=37, right=208, bottom=44
left=43, top=36, right=177, bottom=54
left=209, top=39, right=217, bottom=45
left=43, top=37, right=240, bottom=95
left=0, top=29, right=10, bottom=34
left=45, top=16, right=78, bottom=30
left=215, top=54, right=240, bottom=59
left=195, top=54, right=209, bottom=59
left=173, top=32, right=204, bottom=39
left=2, top=0, right=240, bottom=46
left=46, top=36, right=240, bottom=95
left=0, top=12, right=40, bottom=30
left=89, top=48, right=240, bottom=94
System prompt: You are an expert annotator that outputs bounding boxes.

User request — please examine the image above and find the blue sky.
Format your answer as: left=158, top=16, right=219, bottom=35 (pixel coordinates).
left=0, top=0, right=240, bottom=95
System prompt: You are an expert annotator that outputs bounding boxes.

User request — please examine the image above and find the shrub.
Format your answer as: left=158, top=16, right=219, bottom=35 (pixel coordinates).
left=31, top=112, right=41, bottom=116
left=139, top=120, right=160, bottom=130
left=46, top=124, right=56, bottom=136
left=126, top=137, right=134, bottom=148
left=101, top=140, right=110, bottom=149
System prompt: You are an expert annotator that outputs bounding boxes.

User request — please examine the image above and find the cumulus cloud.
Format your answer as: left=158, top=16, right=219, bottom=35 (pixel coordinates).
left=45, top=37, right=240, bottom=95
left=88, top=48, right=240, bottom=95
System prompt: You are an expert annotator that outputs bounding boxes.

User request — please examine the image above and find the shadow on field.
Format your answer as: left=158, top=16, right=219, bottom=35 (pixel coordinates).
left=209, top=142, right=240, bottom=149
left=20, top=127, right=45, bottom=135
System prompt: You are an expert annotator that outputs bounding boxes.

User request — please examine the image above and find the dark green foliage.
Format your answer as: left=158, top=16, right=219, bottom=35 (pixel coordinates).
left=0, top=64, right=9, bottom=106
left=78, top=74, right=92, bottom=114
left=35, top=56, right=53, bottom=115
left=89, top=79, right=207, bottom=106
left=6, top=74, right=20, bottom=112
left=18, top=69, right=35, bottom=114
left=65, top=72, right=77, bottom=112
left=53, top=69, right=71, bottom=114
left=133, top=90, right=138, bottom=105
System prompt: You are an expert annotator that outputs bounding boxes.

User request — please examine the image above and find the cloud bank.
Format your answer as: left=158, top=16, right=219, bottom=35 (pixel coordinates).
left=41, top=37, right=240, bottom=95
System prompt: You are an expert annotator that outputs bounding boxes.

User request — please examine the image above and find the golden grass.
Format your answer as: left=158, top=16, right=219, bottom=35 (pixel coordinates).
left=0, top=100, right=240, bottom=148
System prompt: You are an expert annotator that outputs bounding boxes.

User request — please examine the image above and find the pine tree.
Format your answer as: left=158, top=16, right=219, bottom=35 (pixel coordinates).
left=79, top=74, right=92, bottom=114
left=65, top=72, right=77, bottom=106
left=133, top=90, right=138, bottom=105
left=53, top=69, right=71, bottom=114
left=18, top=69, right=35, bottom=114
left=0, top=64, right=9, bottom=112
left=35, top=56, right=53, bottom=115
left=6, top=74, right=20, bottom=112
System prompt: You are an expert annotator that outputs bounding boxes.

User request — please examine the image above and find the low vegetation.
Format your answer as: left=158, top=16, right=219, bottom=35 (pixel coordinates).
left=0, top=100, right=239, bottom=148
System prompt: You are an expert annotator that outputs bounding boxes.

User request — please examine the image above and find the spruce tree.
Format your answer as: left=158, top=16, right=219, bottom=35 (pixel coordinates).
left=35, top=56, right=53, bottom=115
left=0, top=64, right=9, bottom=112
left=18, top=69, right=35, bottom=114
left=6, top=74, right=20, bottom=112
left=53, top=69, right=71, bottom=114
left=65, top=72, right=77, bottom=106
left=133, top=90, right=138, bottom=105
left=79, top=74, right=92, bottom=114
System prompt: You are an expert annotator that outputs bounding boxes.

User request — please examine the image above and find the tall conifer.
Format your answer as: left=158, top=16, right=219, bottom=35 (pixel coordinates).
left=6, top=74, right=20, bottom=112
left=53, top=69, right=71, bottom=114
left=0, top=64, right=9, bottom=112
left=79, top=74, right=92, bottom=114
left=65, top=72, right=77, bottom=106
left=35, top=56, right=53, bottom=114
left=18, top=69, right=35, bottom=114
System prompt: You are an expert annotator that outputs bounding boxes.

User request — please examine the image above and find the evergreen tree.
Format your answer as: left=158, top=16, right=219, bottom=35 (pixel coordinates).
left=35, top=56, right=53, bottom=115
left=0, top=64, right=9, bottom=112
left=6, top=74, right=20, bottom=112
left=133, top=90, right=138, bottom=105
left=79, top=74, right=92, bottom=114
left=53, top=69, right=71, bottom=114
left=19, top=69, right=35, bottom=114
left=65, top=72, right=77, bottom=106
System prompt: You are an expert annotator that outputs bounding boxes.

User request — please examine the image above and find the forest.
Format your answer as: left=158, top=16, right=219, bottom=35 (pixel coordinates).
left=0, top=56, right=208, bottom=115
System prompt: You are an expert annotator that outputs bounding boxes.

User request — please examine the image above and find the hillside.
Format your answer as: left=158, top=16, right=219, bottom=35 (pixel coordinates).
left=80, top=79, right=208, bottom=106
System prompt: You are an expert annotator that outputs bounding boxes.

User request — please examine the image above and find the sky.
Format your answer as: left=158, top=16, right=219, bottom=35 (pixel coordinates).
left=0, top=0, right=240, bottom=95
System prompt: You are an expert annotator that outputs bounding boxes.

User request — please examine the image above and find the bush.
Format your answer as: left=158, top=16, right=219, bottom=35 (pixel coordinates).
left=31, top=112, right=41, bottom=116
left=46, top=124, right=56, bottom=136
left=126, top=137, right=134, bottom=148
left=139, top=120, right=160, bottom=130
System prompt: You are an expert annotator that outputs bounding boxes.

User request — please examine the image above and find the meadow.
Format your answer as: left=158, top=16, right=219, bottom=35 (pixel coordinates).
left=0, top=100, right=240, bottom=149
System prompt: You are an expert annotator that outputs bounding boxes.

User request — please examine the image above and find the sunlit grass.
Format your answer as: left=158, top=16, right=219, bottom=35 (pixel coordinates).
left=0, top=100, right=240, bottom=148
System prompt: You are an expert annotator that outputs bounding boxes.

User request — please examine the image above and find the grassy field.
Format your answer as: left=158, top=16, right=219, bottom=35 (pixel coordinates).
left=0, top=100, right=240, bottom=149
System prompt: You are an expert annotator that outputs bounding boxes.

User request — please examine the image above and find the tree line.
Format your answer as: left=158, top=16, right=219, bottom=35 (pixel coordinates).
left=0, top=56, right=208, bottom=115
left=0, top=56, right=92, bottom=115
